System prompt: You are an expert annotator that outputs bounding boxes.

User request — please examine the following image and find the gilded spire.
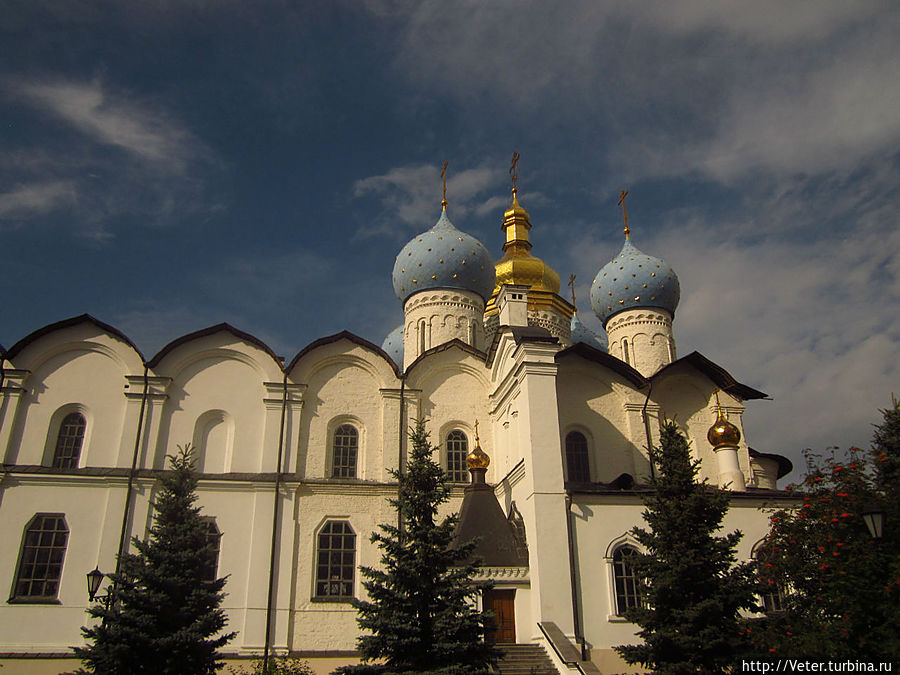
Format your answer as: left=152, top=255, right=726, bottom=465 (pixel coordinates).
left=441, top=160, right=449, bottom=210
left=618, top=189, right=630, bottom=240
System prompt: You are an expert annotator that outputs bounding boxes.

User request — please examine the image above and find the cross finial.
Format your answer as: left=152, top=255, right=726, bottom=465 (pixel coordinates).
left=474, top=419, right=480, bottom=442
left=568, top=273, right=577, bottom=309
left=510, top=151, right=520, bottom=194
left=441, top=161, right=448, bottom=210
left=617, top=189, right=630, bottom=239
left=714, top=389, right=722, bottom=413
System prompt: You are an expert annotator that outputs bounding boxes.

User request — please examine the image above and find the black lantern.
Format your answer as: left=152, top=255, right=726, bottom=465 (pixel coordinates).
left=86, top=567, right=105, bottom=601
left=860, top=505, right=885, bottom=540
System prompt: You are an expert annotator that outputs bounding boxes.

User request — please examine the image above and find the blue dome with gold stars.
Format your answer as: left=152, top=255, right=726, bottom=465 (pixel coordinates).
left=590, top=239, right=680, bottom=325
left=392, top=210, right=495, bottom=304
left=381, top=324, right=404, bottom=368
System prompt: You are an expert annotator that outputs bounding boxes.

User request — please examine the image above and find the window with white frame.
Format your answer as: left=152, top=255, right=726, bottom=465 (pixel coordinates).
left=314, top=520, right=356, bottom=599
left=446, top=430, right=469, bottom=482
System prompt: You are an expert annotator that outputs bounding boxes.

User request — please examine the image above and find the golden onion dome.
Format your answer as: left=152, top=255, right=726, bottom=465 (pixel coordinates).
left=491, top=189, right=561, bottom=295
left=707, top=407, right=741, bottom=449
left=466, top=422, right=490, bottom=470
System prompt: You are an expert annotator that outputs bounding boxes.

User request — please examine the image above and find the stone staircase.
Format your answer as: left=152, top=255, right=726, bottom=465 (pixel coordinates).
left=495, top=643, right=559, bottom=675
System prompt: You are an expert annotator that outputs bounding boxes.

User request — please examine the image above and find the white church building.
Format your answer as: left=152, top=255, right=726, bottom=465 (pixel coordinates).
left=0, top=181, right=793, bottom=673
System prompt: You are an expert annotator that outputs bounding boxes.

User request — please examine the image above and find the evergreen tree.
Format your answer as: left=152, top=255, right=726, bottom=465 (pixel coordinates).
left=340, top=419, right=499, bottom=675
left=75, top=446, right=235, bottom=674
left=755, top=399, right=900, bottom=661
left=615, top=421, right=758, bottom=674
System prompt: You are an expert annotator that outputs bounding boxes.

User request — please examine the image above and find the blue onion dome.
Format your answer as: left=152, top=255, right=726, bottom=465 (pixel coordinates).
left=590, top=239, right=681, bottom=326
left=392, top=209, right=496, bottom=304
left=381, top=324, right=404, bottom=368
left=570, top=313, right=608, bottom=351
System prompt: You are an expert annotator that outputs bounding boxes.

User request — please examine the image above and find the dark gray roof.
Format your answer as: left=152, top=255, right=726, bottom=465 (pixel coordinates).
left=453, top=480, right=528, bottom=567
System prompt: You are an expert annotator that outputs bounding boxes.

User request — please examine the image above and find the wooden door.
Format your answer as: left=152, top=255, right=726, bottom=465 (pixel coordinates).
left=483, top=589, right=516, bottom=644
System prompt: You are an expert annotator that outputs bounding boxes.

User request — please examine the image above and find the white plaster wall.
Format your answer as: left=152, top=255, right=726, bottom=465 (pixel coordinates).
left=653, top=370, right=752, bottom=486
left=0, top=478, right=132, bottom=651
left=152, top=341, right=279, bottom=473
left=556, top=357, right=649, bottom=483
left=569, top=493, right=796, bottom=669
left=6, top=343, right=133, bottom=468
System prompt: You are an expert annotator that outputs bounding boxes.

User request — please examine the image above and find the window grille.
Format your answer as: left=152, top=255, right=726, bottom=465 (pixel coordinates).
left=13, top=514, right=69, bottom=600
left=315, top=520, right=355, bottom=598
left=332, top=424, right=358, bottom=478
left=52, top=412, right=86, bottom=469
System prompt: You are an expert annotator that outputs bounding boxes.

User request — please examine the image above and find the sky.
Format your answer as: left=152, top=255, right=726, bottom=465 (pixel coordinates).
left=2, top=1, right=898, bottom=477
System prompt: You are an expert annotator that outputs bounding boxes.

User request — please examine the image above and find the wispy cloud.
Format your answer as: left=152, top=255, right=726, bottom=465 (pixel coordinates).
left=353, top=162, right=504, bottom=238
left=0, top=180, right=76, bottom=219
left=16, top=78, right=201, bottom=171
left=2, top=76, right=224, bottom=238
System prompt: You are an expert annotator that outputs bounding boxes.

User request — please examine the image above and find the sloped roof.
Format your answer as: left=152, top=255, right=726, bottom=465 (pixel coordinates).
left=6, top=314, right=145, bottom=362
left=749, top=448, right=793, bottom=479
left=652, top=351, right=767, bottom=400
left=453, top=480, right=528, bottom=567
left=555, top=342, right=647, bottom=388
left=286, top=330, right=401, bottom=377
left=404, top=338, right=487, bottom=377
left=147, top=323, right=282, bottom=369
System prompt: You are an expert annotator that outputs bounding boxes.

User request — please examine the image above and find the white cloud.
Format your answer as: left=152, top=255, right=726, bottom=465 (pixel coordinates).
left=0, top=180, right=76, bottom=219
left=353, top=162, right=504, bottom=237
left=14, top=78, right=203, bottom=171
left=2, top=77, right=224, bottom=238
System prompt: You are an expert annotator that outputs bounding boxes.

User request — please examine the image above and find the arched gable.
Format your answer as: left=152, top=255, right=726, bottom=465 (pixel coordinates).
left=149, top=325, right=282, bottom=472
left=147, top=323, right=283, bottom=380
left=6, top=314, right=144, bottom=373
left=287, top=331, right=399, bottom=388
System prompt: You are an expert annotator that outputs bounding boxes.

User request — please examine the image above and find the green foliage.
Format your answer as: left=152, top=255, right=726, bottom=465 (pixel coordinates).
left=755, top=398, right=900, bottom=660
left=337, top=419, right=499, bottom=675
left=615, top=421, right=758, bottom=674
left=75, top=445, right=235, bottom=674
left=228, top=655, right=314, bottom=675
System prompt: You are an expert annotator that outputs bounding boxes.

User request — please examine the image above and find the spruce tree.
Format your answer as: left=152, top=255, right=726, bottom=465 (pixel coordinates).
left=75, top=446, right=235, bottom=674
left=615, top=421, right=758, bottom=673
left=341, top=419, right=498, bottom=675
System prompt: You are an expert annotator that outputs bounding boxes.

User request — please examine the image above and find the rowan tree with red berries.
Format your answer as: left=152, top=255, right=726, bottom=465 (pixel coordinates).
left=754, top=398, right=900, bottom=661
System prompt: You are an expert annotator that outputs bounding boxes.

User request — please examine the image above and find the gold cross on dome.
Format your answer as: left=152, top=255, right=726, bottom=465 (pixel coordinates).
left=474, top=419, right=480, bottom=441
left=568, top=273, right=577, bottom=307
left=441, top=161, right=449, bottom=209
left=617, top=189, right=630, bottom=239
left=509, top=151, right=520, bottom=192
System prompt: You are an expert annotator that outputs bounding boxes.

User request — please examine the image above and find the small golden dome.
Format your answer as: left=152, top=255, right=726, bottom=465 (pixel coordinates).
left=466, top=421, right=490, bottom=470
left=707, top=407, right=741, bottom=448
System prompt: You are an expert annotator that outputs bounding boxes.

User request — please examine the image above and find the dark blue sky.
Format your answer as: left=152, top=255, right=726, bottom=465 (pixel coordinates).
left=3, top=1, right=898, bottom=470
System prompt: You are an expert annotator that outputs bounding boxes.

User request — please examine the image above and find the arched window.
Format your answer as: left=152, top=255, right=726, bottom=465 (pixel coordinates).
left=12, top=514, right=69, bottom=601
left=314, top=520, right=356, bottom=599
left=52, top=412, right=86, bottom=469
left=565, top=431, right=590, bottom=483
left=332, top=424, right=358, bottom=478
left=622, top=338, right=630, bottom=365
left=446, top=430, right=469, bottom=483
left=200, top=518, right=222, bottom=583
left=613, top=545, right=641, bottom=615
